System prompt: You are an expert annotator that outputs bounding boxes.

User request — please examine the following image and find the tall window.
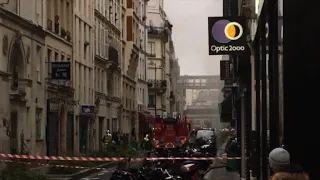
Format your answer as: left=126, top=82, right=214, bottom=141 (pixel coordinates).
left=147, top=42, right=155, bottom=55
left=104, top=29, right=109, bottom=58
left=148, top=94, right=155, bottom=107
left=36, top=108, right=42, bottom=138
left=36, top=46, right=42, bottom=83
left=100, top=24, right=104, bottom=57
left=94, top=20, right=98, bottom=55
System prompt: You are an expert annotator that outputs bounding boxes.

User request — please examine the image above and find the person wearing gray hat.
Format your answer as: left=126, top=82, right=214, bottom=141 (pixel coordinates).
left=269, top=147, right=290, bottom=172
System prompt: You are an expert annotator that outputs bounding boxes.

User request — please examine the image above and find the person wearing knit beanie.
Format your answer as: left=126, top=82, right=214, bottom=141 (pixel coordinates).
left=269, top=147, right=290, bottom=172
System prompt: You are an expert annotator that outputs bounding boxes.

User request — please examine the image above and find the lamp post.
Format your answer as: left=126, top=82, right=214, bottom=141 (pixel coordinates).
left=148, top=61, right=163, bottom=117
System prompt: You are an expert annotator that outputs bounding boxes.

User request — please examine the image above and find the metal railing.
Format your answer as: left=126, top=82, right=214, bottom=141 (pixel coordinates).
left=147, top=79, right=167, bottom=89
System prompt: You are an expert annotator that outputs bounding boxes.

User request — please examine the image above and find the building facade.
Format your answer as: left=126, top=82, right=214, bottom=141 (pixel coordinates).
left=121, top=0, right=142, bottom=137
left=0, top=1, right=47, bottom=155
left=94, top=0, right=123, bottom=151
left=45, top=0, right=77, bottom=156
left=185, top=90, right=221, bottom=129
left=146, top=0, right=172, bottom=117
left=0, top=0, right=180, bottom=156
left=136, top=0, right=148, bottom=114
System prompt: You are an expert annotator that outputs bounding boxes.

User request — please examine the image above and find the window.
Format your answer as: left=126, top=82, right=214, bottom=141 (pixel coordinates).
left=66, top=2, right=70, bottom=31
left=36, top=0, right=42, bottom=25
left=100, top=25, right=104, bottom=57
left=147, top=42, right=155, bottom=55
left=36, top=64, right=41, bottom=82
left=104, top=0, right=108, bottom=17
left=94, top=20, right=98, bottom=55
left=36, top=108, right=42, bottom=138
left=54, top=52, right=58, bottom=61
left=107, top=119, right=110, bottom=131
left=101, top=71, right=104, bottom=93
left=142, top=89, right=145, bottom=103
left=104, top=29, right=109, bottom=58
left=97, top=69, right=100, bottom=92
left=84, top=26, right=87, bottom=59
left=148, top=94, right=155, bottom=107
left=47, top=49, right=52, bottom=76
left=36, top=46, right=42, bottom=83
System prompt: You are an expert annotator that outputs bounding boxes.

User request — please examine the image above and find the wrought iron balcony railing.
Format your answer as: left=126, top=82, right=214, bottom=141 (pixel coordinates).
left=147, top=26, right=168, bottom=36
left=147, top=79, right=167, bottom=89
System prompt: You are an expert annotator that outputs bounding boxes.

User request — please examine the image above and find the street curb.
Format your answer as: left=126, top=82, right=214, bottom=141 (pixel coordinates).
left=45, top=162, right=118, bottom=180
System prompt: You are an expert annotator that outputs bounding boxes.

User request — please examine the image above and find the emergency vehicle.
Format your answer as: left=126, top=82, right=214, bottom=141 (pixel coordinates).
left=152, top=114, right=190, bottom=151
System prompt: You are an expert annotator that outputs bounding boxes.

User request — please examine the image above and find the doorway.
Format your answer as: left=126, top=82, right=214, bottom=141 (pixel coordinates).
left=46, top=112, right=59, bottom=156
left=66, top=114, right=74, bottom=154
left=98, top=117, right=104, bottom=150
left=79, top=116, right=88, bottom=154
left=10, top=112, right=18, bottom=154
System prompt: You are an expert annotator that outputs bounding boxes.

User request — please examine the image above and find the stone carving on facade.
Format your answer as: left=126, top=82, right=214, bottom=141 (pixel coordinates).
left=15, top=30, right=23, bottom=41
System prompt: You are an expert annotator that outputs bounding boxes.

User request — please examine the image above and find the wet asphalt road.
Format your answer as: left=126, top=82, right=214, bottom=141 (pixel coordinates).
left=80, top=142, right=239, bottom=180
left=80, top=159, right=239, bottom=180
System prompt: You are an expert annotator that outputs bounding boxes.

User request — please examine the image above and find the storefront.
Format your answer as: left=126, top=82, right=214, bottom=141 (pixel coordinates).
left=46, top=98, right=74, bottom=156
left=138, top=111, right=155, bottom=140
left=250, top=0, right=282, bottom=178
left=79, top=105, right=94, bottom=154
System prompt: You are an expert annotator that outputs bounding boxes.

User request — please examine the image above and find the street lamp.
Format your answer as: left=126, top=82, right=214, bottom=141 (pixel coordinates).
left=148, top=61, right=163, bottom=117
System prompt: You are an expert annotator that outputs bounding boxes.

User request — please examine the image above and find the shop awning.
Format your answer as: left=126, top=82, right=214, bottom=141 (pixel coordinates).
left=145, top=112, right=155, bottom=123
left=219, top=94, right=232, bottom=123
left=138, top=111, right=148, bottom=122
left=139, top=111, right=155, bottom=123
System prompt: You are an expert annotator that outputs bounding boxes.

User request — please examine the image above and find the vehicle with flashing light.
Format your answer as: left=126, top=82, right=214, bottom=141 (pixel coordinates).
left=152, top=114, right=190, bottom=155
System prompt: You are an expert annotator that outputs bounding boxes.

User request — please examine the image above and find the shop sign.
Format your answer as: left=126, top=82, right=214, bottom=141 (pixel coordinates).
left=51, top=62, right=71, bottom=80
left=208, top=16, right=249, bottom=55
left=80, top=105, right=94, bottom=115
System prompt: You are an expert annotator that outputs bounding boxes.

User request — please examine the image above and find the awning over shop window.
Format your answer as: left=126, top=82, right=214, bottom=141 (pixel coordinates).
left=145, top=112, right=155, bottom=123
left=138, top=111, right=155, bottom=123
left=219, top=94, right=232, bottom=123
left=138, top=111, right=148, bottom=122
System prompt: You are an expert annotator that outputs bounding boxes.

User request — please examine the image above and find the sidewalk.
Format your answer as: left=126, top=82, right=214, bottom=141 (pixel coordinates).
left=205, top=167, right=240, bottom=180
left=204, top=140, right=240, bottom=180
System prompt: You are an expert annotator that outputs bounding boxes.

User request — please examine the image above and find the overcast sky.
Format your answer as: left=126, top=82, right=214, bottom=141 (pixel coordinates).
left=164, top=0, right=223, bottom=76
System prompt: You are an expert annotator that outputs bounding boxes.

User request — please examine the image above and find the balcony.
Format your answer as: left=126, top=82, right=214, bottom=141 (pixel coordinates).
left=107, top=46, right=120, bottom=71
left=47, top=18, right=72, bottom=42
left=147, top=26, right=169, bottom=42
left=147, top=79, right=167, bottom=91
left=169, top=91, right=175, bottom=102
left=147, top=26, right=166, bottom=36
left=47, top=79, right=74, bottom=95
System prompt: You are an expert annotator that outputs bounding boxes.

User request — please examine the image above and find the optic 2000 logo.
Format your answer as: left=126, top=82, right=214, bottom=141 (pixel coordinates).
left=210, top=19, right=245, bottom=53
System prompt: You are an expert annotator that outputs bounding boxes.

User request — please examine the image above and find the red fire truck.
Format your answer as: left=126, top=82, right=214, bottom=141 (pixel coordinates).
left=152, top=115, right=190, bottom=151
